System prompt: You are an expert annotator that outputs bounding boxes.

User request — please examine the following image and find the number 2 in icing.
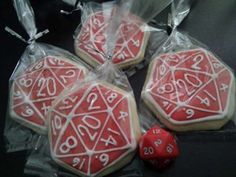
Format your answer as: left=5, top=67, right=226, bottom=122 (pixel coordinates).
left=87, top=92, right=101, bottom=110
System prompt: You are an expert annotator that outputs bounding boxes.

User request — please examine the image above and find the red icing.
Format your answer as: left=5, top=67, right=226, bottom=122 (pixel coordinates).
left=144, top=49, right=234, bottom=122
left=76, top=10, right=147, bottom=67
left=11, top=56, right=86, bottom=132
left=49, top=82, right=135, bottom=176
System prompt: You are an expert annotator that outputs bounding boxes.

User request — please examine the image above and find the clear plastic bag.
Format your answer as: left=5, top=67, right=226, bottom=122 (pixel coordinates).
left=73, top=0, right=172, bottom=75
left=4, top=0, right=89, bottom=152
left=24, top=1, right=142, bottom=176
left=140, top=0, right=236, bottom=132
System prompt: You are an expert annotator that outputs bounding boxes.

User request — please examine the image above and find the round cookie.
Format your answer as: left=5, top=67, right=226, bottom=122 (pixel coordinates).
left=48, top=81, right=141, bottom=177
left=75, top=10, right=150, bottom=69
left=10, top=56, right=87, bottom=134
left=142, top=48, right=236, bottom=131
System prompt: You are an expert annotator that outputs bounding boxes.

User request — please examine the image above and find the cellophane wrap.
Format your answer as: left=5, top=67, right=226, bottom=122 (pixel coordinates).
left=4, top=0, right=89, bottom=152
left=140, top=0, right=236, bottom=133
left=25, top=1, right=142, bottom=177
left=73, top=0, right=171, bottom=76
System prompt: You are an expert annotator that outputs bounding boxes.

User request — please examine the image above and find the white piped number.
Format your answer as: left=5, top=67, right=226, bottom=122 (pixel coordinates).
left=13, top=91, right=23, bottom=99
left=118, top=111, right=128, bottom=121
left=196, top=90, right=216, bottom=107
left=220, top=83, right=228, bottom=92
left=107, top=92, right=118, bottom=103
left=21, top=106, right=34, bottom=117
left=100, top=128, right=120, bottom=146
left=59, top=96, right=78, bottom=110
left=157, top=83, right=174, bottom=94
left=34, top=61, right=43, bottom=70
left=48, top=58, right=65, bottom=66
left=184, top=73, right=202, bottom=87
left=163, top=101, right=172, bottom=111
left=132, top=39, right=140, bottom=47
left=186, top=109, right=194, bottom=119
left=143, top=147, right=154, bottom=155
left=93, top=18, right=102, bottom=27
left=191, top=55, right=203, bottom=70
left=51, top=115, right=62, bottom=135
left=159, top=64, right=166, bottom=76
left=37, top=77, right=57, bottom=97
left=59, top=70, right=76, bottom=84
left=176, top=73, right=202, bottom=96
left=19, top=78, right=33, bottom=87
left=117, top=51, right=128, bottom=60
left=99, top=153, right=109, bottom=166
left=77, top=115, right=101, bottom=141
left=59, top=136, right=78, bottom=154
left=166, top=55, right=179, bottom=63
left=72, top=157, right=85, bottom=169
left=213, top=62, right=222, bottom=69
left=87, top=92, right=101, bottom=110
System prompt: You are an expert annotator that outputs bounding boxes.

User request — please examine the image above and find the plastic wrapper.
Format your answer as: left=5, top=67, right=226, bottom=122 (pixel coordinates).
left=73, top=0, right=171, bottom=76
left=140, top=0, right=236, bottom=133
left=25, top=1, right=142, bottom=177
left=4, top=0, right=89, bottom=152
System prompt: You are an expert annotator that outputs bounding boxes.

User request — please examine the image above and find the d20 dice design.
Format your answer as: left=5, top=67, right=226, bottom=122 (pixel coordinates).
left=142, top=48, right=235, bottom=131
left=139, top=125, right=179, bottom=160
left=48, top=81, right=140, bottom=177
left=139, top=125, right=179, bottom=169
left=10, top=56, right=87, bottom=134
left=75, top=10, right=150, bottom=69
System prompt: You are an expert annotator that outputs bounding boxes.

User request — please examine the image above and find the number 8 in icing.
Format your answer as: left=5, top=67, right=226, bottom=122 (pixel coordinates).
left=142, top=48, right=236, bottom=131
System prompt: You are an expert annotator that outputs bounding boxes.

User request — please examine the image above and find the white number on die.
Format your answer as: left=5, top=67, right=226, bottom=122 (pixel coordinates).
left=143, top=147, right=154, bottom=155
left=59, top=70, right=76, bottom=84
left=21, top=106, right=34, bottom=117
left=99, top=153, right=109, bottom=166
left=186, top=108, right=194, bottom=119
left=19, top=78, right=33, bottom=87
left=191, top=54, right=203, bottom=70
left=157, top=83, right=174, bottom=95
left=51, top=115, right=62, bottom=135
left=37, top=77, right=56, bottom=97
left=59, top=136, right=78, bottom=154
left=118, top=111, right=128, bottom=121
left=87, top=92, right=101, bottom=111
left=72, top=157, right=86, bottom=169
left=77, top=115, right=101, bottom=141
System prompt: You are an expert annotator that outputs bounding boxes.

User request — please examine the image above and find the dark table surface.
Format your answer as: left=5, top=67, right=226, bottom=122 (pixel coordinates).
left=1, top=0, right=236, bottom=177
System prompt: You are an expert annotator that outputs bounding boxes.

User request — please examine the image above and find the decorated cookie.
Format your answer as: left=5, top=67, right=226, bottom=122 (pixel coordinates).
left=10, top=56, right=87, bottom=134
left=142, top=48, right=235, bottom=131
left=75, top=10, right=150, bottom=69
left=48, top=81, right=140, bottom=177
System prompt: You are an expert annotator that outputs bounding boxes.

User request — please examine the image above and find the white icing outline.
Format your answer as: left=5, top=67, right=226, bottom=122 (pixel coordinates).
left=49, top=82, right=138, bottom=176
left=10, top=55, right=87, bottom=134
left=75, top=10, right=150, bottom=68
left=143, top=48, right=235, bottom=125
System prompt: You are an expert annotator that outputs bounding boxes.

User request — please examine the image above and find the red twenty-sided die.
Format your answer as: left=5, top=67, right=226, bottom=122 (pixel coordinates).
left=139, top=125, right=179, bottom=168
